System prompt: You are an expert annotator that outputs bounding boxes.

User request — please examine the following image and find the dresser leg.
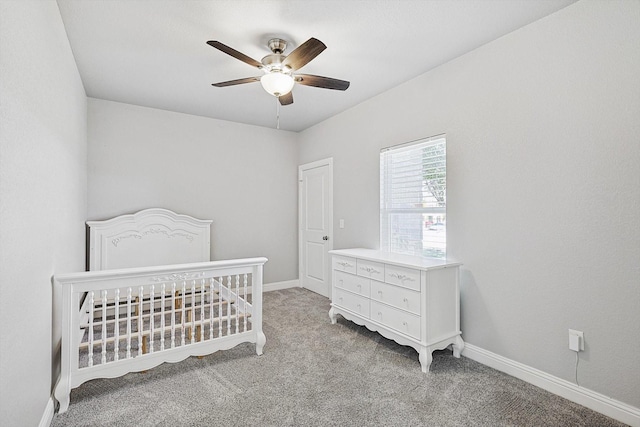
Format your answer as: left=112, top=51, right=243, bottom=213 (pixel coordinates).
left=328, top=307, right=337, bottom=324
left=419, top=347, right=433, bottom=373
left=452, top=336, right=465, bottom=358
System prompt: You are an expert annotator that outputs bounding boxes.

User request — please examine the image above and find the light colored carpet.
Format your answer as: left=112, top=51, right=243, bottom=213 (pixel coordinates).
left=51, top=287, right=626, bottom=426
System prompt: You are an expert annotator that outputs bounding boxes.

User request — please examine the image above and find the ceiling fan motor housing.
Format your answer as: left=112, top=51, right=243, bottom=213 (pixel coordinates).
left=267, top=38, right=287, bottom=54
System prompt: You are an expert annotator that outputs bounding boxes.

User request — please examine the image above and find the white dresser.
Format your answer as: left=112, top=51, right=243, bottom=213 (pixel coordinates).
left=328, top=248, right=464, bottom=372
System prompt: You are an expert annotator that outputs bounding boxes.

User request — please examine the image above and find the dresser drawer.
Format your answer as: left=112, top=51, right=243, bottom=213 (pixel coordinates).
left=334, top=270, right=369, bottom=297
left=370, top=280, right=420, bottom=315
left=370, top=300, right=420, bottom=340
left=333, top=256, right=357, bottom=275
left=334, top=288, right=370, bottom=318
left=356, top=259, right=384, bottom=281
left=385, top=264, right=421, bottom=291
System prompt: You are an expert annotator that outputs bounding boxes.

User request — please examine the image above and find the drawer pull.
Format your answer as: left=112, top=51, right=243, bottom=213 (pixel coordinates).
left=377, top=312, right=382, bottom=316
left=357, top=304, right=361, bottom=309
left=403, top=298, right=408, bottom=303
left=357, top=284, right=361, bottom=289
left=402, top=321, right=407, bottom=326
left=389, top=272, right=415, bottom=282
left=360, top=266, right=381, bottom=274
left=377, top=290, right=382, bottom=296
left=337, top=261, right=353, bottom=268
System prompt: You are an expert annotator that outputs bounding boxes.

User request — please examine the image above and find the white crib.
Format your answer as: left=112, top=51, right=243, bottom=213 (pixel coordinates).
left=53, top=209, right=267, bottom=414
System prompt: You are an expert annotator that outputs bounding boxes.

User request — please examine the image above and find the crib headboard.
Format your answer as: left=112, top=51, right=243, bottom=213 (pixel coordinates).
left=87, top=208, right=212, bottom=271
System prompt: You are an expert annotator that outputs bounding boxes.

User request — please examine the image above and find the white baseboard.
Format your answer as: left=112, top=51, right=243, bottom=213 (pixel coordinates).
left=462, top=343, right=640, bottom=427
left=39, top=397, right=55, bottom=427
left=263, top=279, right=299, bottom=293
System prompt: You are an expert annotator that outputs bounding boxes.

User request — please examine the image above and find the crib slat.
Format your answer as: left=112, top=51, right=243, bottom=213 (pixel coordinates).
left=243, top=274, right=248, bottom=332
left=209, top=279, right=215, bottom=340
left=138, top=286, right=143, bottom=356
left=126, top=288, right=132, bottom=359
left=190, top=281, right=196, bottom=343
left=171, top=283, right=176, bottom=349
left=88, top=291, right=94, bottom=367
left=217, top=278, right=221, bottom=335
left=149, top=284, right=155, bottom=353
left=181, top=281, right=186, bottom=346
left=160, top=283, right=166, bottom=351
left=114, top=289, right=120, bottom=361
left=200, top=279, right=205, bottom=342
left=101, top=290, right=107, bottom=364
left=234, top=275, right=240, bottom=334
left=227, top=276, right=232, bottom=336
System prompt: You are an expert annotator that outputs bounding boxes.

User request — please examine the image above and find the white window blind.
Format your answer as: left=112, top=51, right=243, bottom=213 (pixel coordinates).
left=380, top=135, right=446, bottom=258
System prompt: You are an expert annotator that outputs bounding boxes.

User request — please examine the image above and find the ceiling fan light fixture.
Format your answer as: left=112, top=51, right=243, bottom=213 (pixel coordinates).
left=260, top=71, right=294, bottom=97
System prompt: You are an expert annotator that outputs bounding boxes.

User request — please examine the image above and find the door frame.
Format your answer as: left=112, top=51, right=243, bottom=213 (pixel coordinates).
left=298, top=157, right=334, bottom=297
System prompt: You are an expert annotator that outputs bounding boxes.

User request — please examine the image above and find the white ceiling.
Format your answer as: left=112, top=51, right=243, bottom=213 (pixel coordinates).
left=57, top=0, right=576, bottom=132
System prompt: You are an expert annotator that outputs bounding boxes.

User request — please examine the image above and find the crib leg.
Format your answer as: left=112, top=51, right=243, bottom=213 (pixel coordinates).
left=142, top=336, right=148, bottom=354
left=256, top=331, right=266, bottom=356
left=196, top=325, right=202, bottom=342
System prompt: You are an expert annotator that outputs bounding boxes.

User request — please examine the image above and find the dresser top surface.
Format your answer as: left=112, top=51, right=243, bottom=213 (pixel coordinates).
left=329, top=248, right=461, bottom=270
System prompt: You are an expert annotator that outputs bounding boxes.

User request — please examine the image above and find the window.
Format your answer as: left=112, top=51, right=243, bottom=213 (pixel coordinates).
left=380, top=135, right=446, bottom=258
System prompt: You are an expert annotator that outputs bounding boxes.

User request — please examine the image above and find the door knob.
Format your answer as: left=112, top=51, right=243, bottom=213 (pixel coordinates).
left=323, top=236, right=329, bottom=240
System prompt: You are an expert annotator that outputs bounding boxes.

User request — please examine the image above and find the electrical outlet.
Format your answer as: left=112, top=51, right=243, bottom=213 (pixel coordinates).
left=339, top=219, right=344, bottom=229
left=569, top=329, right=584, bottom=352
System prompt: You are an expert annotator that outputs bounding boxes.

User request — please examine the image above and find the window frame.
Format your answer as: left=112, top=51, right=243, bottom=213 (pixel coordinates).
left=380, top=134, right=447, bottom=258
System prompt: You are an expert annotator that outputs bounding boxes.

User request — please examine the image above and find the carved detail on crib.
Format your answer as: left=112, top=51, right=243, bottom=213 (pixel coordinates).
left=111, top=228, right=195, bottom=247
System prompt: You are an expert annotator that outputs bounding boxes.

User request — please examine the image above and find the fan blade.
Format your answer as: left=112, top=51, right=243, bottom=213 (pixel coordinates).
left=295, top=74, right=350, bottom=91
left=211, top=76, right=261, bottom=87
left=207, top=41, right=263, bottom=69
left=279, top=92, right=294, bottom=106
left=282, top=38, right=326, bottom=71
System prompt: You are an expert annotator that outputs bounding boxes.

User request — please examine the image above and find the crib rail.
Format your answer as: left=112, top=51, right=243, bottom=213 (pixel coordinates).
left=53, top=257, right=267, bottom=414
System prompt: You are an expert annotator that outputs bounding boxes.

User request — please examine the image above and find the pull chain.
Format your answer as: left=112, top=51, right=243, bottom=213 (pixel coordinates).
left=276, top=97, right=280, bottom=130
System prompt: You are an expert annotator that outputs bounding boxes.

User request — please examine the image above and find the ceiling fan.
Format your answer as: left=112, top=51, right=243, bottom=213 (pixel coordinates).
left=207, top=37, right=350, bottom=106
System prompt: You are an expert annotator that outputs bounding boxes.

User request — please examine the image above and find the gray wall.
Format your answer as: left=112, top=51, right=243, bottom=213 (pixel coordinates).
left=298, top=0, right=640, bottom=409
left=0, top=1, right=87, bottom=425
left=87, top=98, right=299, bottom=284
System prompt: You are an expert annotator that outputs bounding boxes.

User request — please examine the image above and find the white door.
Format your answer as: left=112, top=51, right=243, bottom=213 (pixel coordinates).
left=299, top=158, right=333, bottom=297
